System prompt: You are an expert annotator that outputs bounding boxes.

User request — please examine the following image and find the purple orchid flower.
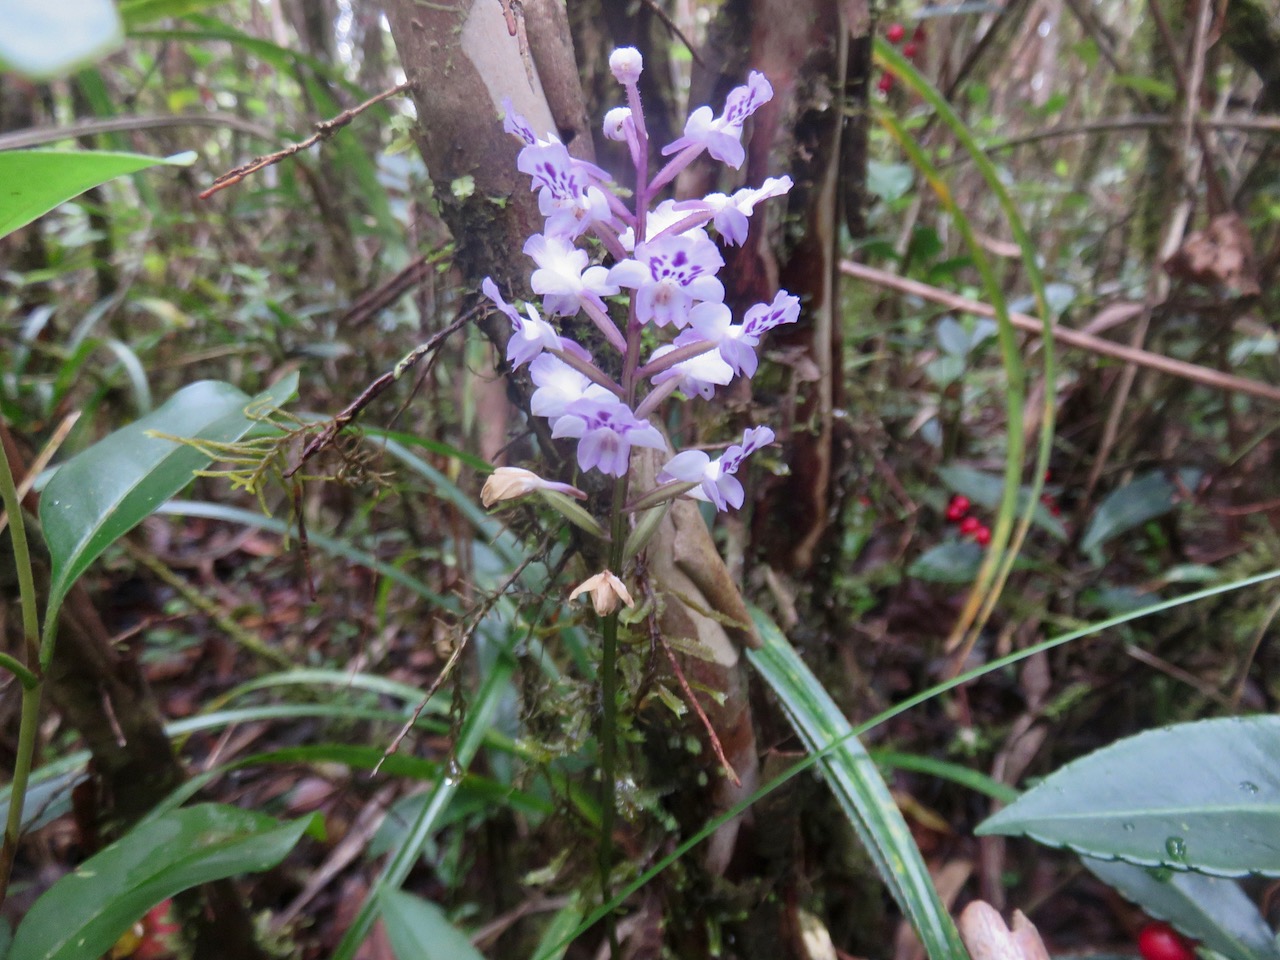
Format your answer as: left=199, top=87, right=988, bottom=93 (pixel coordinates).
left=648, top=340, right=734, bottom=400
left=524, top=233, right=619, bottom=317
left=673, top=175, right=794, bottom=246
left=607, top=233, right=725, bottom=328
left=482, top=277, right=563, bottom=370
left=661, top=72, right=774, bottom=170
left=686, top=290, right=800, bottom=378
left=552, top=396, right=667, bottom=477
left=529, top=354, right=612, bottom=419
left=658, top=426, right=776, bottom=511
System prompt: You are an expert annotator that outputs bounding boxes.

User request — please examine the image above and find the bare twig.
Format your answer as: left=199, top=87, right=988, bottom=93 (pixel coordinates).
left=375, top=545, right=543, bottom=771
left=839, top=260, right=1280, bottom=404
left=643, top=580, right=741, bottom=787
left=981, top=113, right=1280, bottom=154
left=200, top=81, right=410, bottom=199
left=285, top=305, right=478, bottom=478
left=636, top=0, right=707, bottom=69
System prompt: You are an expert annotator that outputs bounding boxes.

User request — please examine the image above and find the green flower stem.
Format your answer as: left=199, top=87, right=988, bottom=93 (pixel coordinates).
left=0, top=437, right=44, bottom=904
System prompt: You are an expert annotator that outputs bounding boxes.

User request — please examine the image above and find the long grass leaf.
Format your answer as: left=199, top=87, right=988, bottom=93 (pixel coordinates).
left=747, top=610, right=967, bottom=958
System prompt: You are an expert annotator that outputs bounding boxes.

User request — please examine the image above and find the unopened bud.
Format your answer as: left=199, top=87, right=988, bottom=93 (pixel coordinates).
left=609, top=47, right=643, bottom=84
left=569, top=570, right=635, bottom=616
left=603, top=106, right=633, bottom=142
left=481, top=466, right=586, bottom=507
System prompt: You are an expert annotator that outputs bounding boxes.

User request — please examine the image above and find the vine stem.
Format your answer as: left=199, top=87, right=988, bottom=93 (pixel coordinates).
left=0, top=433, right=44, bottom=905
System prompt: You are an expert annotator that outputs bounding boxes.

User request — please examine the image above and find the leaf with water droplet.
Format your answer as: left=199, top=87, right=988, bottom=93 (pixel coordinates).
left=977, top=716, right=1280, bottom=876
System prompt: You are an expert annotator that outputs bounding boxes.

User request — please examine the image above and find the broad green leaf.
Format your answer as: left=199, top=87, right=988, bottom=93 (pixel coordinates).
left=938, top=464, right=1068, bottom=541
left=382, top=890, right=485, bottom=960
left=9, top=804, right=316, bottom=960
left=1085, top=858, right=1280, bottom=960
left=0, top=0, right=121, bottom=78
left=0, top=150, right=193, bottom=241
left=39, top=375, right=297, bottom=648
left=746, top=610, right=967, bottom=960
left=977, top=716, right=1280, bottom=876
left=1080, top=468, right=1200, bottom=555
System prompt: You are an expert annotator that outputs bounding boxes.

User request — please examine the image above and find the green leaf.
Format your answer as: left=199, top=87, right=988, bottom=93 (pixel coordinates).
left=118, top=0, right=231, bottom=29
left=9, top=804, right=315, bottom=960
left=866, top=160, right=914, bottom=202
left=909, top=540, right=983, bottom=582
left=0, top=0, right=122, bottom=78
left=1114, top=74, right=1177, bottom=102
left=0, top=150, right=193, bottom=241
left=39, top=376, right=297, bottom=647
left=381, top=890, right=486, bottom=960
left=977, top=716, right=1280, bottom=876
left=1084, top=858, right=1280, bottom=960
left=746, top=609, right=967, bottom=959
left=1080, top=469, right=1200, bottom=554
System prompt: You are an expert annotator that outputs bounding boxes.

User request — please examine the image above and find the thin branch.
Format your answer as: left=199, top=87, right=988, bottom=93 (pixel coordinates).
left=200, top=81, right=410, bottom=199
left=375, top=545, right=543, bottom=771
left=636, top=0, right=707, bottom=69
left=643, top=580, right=741, bottom=787
left=839, top=260, right=1280, bottom=404
left=982, top=113, right=1280, bottom=153
left=0, top=113, right=278, bottom=151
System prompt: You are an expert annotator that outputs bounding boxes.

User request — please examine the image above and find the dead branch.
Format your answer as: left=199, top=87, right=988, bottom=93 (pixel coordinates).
left=200, top=81, right=410, bottom=199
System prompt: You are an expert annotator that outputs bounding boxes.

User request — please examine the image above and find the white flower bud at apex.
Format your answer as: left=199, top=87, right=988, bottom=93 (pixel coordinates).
left=609, top=47, right=643, bottom=84
left=603, top=107, right=633, bottom=142
left=569, top=570, right=635, bottom=616
left=481, top=467, right=586, bottom=507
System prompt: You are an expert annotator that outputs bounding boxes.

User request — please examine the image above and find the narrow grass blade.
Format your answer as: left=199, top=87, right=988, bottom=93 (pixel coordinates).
left=747, top=610, right=967, bottom=959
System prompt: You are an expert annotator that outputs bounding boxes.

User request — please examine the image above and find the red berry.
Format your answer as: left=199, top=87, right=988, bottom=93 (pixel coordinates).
left=945, top=505, right=966, bottom=522
left=877, top=73, right=893, bottom=94
left=886, top=22, right=906, bottom=43
left=959, top=516, right=981, bottom=535
left=903, top=42, right=919, bottom=58
left=949, top=495, right=971, bottom=512
left=1138, top=923, right=1196, bottom=960
left=974, top=526, right=992, bottom=546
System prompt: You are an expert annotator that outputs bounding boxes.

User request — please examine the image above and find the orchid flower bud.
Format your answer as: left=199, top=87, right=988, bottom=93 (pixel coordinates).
left=609, top=47, right=643, bottom=84
left=603, top=107, right=633, bottom=142
left=481, top=467, right=586, bottom=507
left=569, top=570, right=635, bottom=616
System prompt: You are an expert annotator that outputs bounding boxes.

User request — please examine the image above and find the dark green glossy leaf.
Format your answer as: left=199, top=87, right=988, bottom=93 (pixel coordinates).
left=381, top=890, right=485, bottom=960
left=1080, top=469, right=1200, bottom=554
left=39, top=376, right=297, bottom=641
left=1085, top=858, right=1280, bottom=960
left=0, top=150, right=191, bottom=240
left=9, top=804, right=316, bottom=960
left=978, top=716, right=1280, bottom=876
left=0, top=1, right=121, bottom=78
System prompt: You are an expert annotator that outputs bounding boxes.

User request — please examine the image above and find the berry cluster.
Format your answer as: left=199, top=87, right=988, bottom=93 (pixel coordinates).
left=877, top=21, right=926, bottom=94
left=944, top=494, right=991, bottom=546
